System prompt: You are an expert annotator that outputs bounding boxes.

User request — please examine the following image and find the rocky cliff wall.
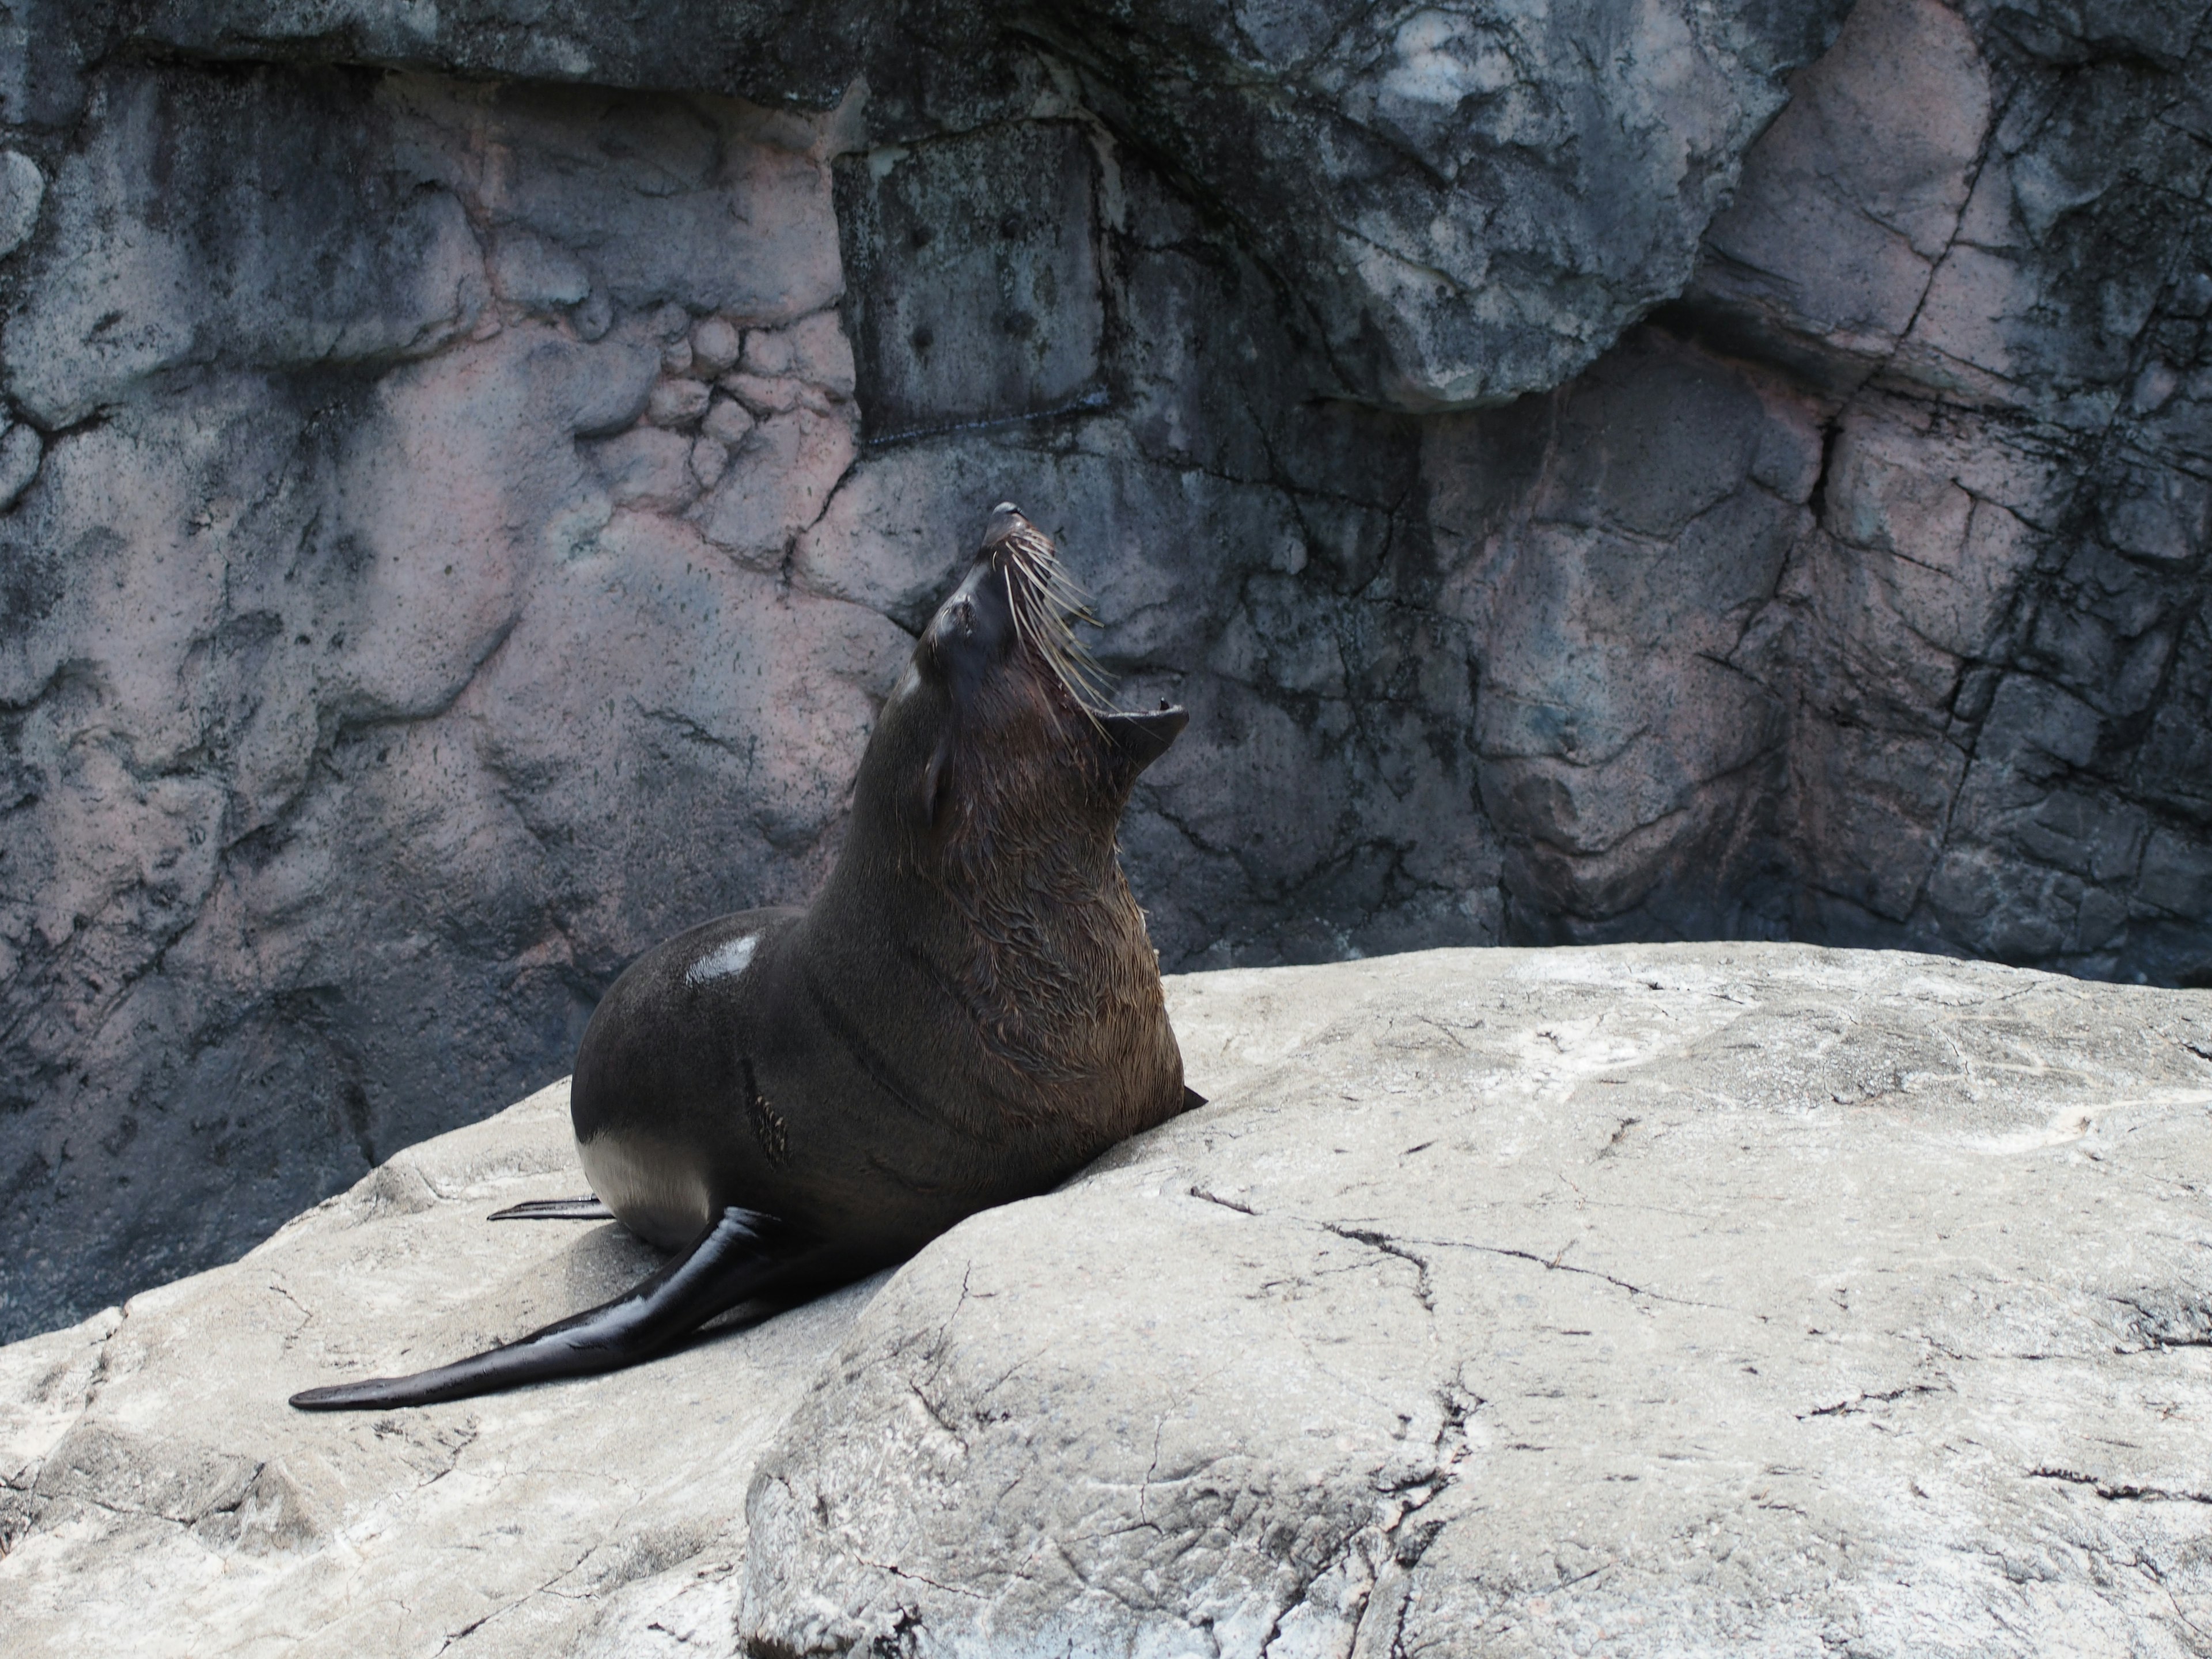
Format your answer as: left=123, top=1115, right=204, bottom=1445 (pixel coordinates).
left=1, top=1, right=2208, bottom=1341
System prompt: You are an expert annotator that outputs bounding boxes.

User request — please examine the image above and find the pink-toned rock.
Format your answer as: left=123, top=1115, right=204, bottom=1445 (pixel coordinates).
left=1426, top=332, right=1812, bottom=929
left=717, top=372, right=813, bottom=416
left=0, top=59, right=881, bottom=1342
left=646, top=376, right=712, bottom=428
left=1899, top=243, right=2039, bottom=399
left=488, top=226, right=589, bottom=311
left=742, top=310, right=854, bottom=398
left=588, top=426, right=700, bottom=512
left=383, top=82, right=844, bottom=327
left=696, top=406, right=857, bottom=568
left=1819, top=403, right=2047, bottom=666
left=690, top=315, right=743, bottom=376
left=689, top=434, right=729, bottom=489
left=5, top=73, right=491, bottom=429
left=1699, top=0, right=1988, bottom=361
left=702, top=394, right=756, bottom=448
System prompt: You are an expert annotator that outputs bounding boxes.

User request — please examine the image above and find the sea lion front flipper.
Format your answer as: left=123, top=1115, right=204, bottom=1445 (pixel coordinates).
left=289, top=1206, right=809, bottom=1411
left=485, top=1196, right=615, bottom=1222
left=1181, top=1085, right=1208, bottom=1113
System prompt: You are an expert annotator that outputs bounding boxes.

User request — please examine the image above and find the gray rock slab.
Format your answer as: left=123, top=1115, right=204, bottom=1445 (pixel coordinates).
left=4, top=70, right=488, bottom=430
left=5, top=944, right=2209, bottom=1656
left=0, top=147, right=44, bottom=259
left=4, top=0, right=2209, bottom=1423
left=836, top=120, right=1106, bottom=440
left=0, top=1077, right=887, bottom=1658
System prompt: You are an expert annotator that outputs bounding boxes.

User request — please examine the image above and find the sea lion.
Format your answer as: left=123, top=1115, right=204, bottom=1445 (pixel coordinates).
left=291, top=504, right=1194, bottom=1410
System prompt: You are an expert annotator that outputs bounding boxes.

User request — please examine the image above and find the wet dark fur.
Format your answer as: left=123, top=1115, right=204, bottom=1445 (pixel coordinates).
left=290, top=505, right=1189, bottom=1410
left=924, top=602, right=1172, bottom=1107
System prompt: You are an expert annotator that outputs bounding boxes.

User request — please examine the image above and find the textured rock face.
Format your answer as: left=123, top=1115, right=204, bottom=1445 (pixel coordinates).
left=3, top=946, right=2210, bottom=1656
left=1024, top=0, right=1854, bottom=408
left=1667, top=0, right=2212, bottom=983
left=88, top=0, right=1853, bottom=412
left=2, top=1, right=2210, bottom=1344
left=0, top=67, right=900, bottom=1340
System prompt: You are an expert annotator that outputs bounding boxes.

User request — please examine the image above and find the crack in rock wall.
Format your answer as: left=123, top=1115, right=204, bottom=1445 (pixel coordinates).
left=0, top=0, right=2207, bottom=1346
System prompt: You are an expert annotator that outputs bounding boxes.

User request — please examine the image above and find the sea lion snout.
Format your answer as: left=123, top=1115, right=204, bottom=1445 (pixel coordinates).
left=981, top=500, right=1029, bottom=550
left=922, top=559, right=1016, bottom=704
left=949, top=505, right=1192, bottom=777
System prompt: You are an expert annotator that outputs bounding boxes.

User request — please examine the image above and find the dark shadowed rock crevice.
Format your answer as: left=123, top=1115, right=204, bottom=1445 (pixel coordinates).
left=0, top=0, right=2207, bottom=1342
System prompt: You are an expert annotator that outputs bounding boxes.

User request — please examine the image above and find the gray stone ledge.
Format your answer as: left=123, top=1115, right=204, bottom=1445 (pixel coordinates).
left=4, top=942, right=2209, bottom=1656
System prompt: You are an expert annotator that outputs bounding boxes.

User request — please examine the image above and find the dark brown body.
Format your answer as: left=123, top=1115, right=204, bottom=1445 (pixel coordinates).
left=291, top=504, right=1190, bottom=1410
left=573, top=676, right=1186, bottom=1268
left=579, top=513, right=1190, bottom=1270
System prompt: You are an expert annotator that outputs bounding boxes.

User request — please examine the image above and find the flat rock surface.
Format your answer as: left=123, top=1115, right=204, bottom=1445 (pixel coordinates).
left=4, top=943, right=2211, bottom=1657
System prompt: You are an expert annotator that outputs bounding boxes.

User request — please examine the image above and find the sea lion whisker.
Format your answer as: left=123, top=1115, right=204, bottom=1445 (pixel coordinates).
left=996, top=529, right=1113, bottom=719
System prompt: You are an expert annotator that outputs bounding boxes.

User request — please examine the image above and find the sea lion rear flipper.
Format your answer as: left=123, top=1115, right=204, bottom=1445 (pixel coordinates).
left=288, top=1206, right=810, bottom=1411
left=485, top=1196, right=614, bottom=1222
left=1181, top=1085, right=1207, bottom=1113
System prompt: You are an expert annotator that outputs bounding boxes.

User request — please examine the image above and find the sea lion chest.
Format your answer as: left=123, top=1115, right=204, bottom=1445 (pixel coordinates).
left=569, top=862, right=1180, bottom=1257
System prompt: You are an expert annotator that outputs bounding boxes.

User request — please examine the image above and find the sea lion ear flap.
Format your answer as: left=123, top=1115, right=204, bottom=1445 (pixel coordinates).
left=1096, top=703, right=1188, bottom=776
left=921, top=734, right=954, bottom=824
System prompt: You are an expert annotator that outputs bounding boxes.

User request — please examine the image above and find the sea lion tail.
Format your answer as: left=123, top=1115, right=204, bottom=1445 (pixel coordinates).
left=288, top=1206, right=803, bottom=1411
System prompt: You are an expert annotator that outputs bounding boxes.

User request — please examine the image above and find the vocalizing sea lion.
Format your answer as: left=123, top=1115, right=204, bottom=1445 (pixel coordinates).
left=291, top=505, right=1194, bottom=1410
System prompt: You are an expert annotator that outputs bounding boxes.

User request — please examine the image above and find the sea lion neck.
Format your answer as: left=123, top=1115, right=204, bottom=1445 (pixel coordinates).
left=828, top=666, right=1126, bottom=897
left=806, top=653, right=1151, bottom=1084
left=802, top=501, right=1183, bottom=1086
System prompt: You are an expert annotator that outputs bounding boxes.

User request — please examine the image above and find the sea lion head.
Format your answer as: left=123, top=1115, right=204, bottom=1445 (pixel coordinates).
left=873, top=503, right=1187, bottom=836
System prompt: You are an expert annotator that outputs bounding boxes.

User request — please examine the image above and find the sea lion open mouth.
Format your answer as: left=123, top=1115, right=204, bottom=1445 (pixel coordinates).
left=918, top=502, right=1187, bottom=805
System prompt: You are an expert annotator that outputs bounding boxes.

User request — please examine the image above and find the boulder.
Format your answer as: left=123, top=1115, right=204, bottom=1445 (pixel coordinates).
left=5, top=945, right=2209, bottom=1656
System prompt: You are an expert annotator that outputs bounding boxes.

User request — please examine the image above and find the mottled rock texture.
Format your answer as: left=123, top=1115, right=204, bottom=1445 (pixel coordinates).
left=0, top=65, right=898, bottom=1343
left=2, top=1, right=2210, bottom=1342
left=3, top=947, right=2210, bottom=1656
